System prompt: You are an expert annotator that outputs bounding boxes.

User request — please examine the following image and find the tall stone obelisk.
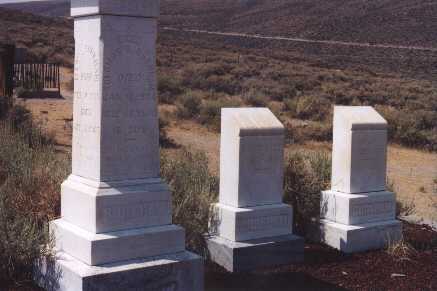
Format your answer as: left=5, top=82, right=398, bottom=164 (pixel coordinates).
left=35, top=1, right=203, bottom=290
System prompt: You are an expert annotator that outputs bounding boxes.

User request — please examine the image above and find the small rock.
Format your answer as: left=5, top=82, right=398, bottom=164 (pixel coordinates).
left=391, top=273, right=406, bottom=278
left=342, top=271, right=348, bottom=275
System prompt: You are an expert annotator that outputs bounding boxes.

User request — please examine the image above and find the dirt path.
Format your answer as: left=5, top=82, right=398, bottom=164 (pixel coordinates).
left=162, top=27, right=437, bottom=53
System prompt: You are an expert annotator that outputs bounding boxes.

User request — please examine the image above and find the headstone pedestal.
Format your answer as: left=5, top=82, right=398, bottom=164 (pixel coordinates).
left=319, top=106, right=402, bottom=253
left=207, top=108, right=304, bottom=272
left=35, top=1, right=203, bottom=290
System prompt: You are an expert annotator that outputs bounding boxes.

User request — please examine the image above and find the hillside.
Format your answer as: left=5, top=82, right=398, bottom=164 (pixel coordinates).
left=0, top=7, right=73, bottom=65
left=160, top=0, right=437, bottom=48
left=3, top=0, right=437, bottom=48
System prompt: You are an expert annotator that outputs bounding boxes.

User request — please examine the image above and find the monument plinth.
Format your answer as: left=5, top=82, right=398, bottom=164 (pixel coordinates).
left=207, top=108, right=304, bottom=273
left=35, top=1, right=203, bottom=290
left=320, top=106, right=402, bottom=253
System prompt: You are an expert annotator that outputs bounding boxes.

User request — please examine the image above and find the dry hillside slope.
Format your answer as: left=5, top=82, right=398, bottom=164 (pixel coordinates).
left=3, top=0, right=437, bottom=47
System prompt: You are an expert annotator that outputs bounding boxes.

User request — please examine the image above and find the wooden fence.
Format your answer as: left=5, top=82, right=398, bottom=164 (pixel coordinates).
left=13, top=63, right=60, bottom=92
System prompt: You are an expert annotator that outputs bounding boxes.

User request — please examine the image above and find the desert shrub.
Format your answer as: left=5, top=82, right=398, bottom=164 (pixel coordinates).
left=283, top=151, right=331, bottom=236
left=199, top=99, right=241, bottom=131
left=158, top=74, right=184, bottom=104
left=268, top=83, right=298, bottom=101
left=204, top=75, right=242, bottom=95
left=289, top=95, right=331, bottom=121
left=285, top=122, right=332, bottom=144
left=243, top=89, right=268, bottom=107
left=160, top=149, right=218, bottom=257
left=159, top=115, right=175, bottom=148
left=0, top=112, right=69, bottom=285
left=6, top=105, right=55, bottom=147
left=396, top=199, right=416, bottom=218
left=176, top=91, right=202, bottom=119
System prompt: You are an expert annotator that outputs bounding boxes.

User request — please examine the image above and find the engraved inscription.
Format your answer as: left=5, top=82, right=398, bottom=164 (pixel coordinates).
left=252, top=144, right=273, bottom=172
left=350, top=201, right=394, bottom=218
left=237, top=214, right=290, bottom=233
left=100, top=200, right=170, bottom=223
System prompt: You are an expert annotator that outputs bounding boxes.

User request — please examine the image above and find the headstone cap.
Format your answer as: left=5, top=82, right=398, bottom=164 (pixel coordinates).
left=71, top=0, right=159, bottom=18
left=222, top=107, right=284, bottom=136
left=334, top=106, right=387, bottom=130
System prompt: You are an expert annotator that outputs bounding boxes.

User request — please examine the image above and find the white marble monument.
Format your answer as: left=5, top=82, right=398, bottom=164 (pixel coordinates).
left=35, top=1, right=203, bottom=290
left=206, top=108, right=304, bottom=272
left=320, top=106, right=402, bottom=253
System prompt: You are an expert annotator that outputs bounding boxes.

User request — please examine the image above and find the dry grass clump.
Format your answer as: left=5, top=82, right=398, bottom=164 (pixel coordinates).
left=160, top=149, right=218, bottom=257
left=283, top=151, right=331, bottom=236
left=386, top=237, right=417, bottom=262
left=0, top=104, right=69, bottom=286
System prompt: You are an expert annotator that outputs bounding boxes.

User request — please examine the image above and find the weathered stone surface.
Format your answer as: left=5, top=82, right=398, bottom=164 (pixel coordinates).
left=51, top=219, right=185, bottom=266
left=71, top=0, right=159, bottom=18
left=320, top=190, right=396, bottom=225
left=72, top=15, right=159, bottom=182
left=219, top=108, right=284, bottom=208
left=35, top=251, right=203, bottom=291
left=211, top=203, right=293, bottom=242
left=331, top=106, right=388, bottom=194
left=320, top=106, right=401, bottom=253
left=319, top=219, right=402, bottom=253
left=206, top=234, right=304, bottom=273
left=61, top=175, right=172, bottom=233
left=208, top=107, right=303, bottom=272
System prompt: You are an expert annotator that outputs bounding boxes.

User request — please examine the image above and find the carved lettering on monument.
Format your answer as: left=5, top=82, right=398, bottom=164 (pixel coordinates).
left=237, top=214, right=290, bottom=233
left=99, top=200, right=170, bottom=223
left=350, top=201, right=394, bottom=218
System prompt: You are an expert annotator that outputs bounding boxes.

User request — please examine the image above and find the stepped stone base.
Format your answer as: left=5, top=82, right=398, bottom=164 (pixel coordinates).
left=211, top=203, right=293, bottom=241
left=206, top=234, right=304, bottom=273
left=320, top=190, right=396, bottom=225
left=320, top=219, right=402, bottom=253
left=52, top=219, right=185, bottom=266
left=34, top=250, right=203, bottom=291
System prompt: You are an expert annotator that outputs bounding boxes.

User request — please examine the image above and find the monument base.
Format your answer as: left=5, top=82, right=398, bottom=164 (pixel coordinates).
left=206, top=234, right=304, bottom=273
left=320, top=219, right=402, bottom=253
left=34, top=250, right=203, bottom=291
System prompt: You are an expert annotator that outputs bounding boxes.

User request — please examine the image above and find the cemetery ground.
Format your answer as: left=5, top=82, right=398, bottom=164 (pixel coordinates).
left=3, top=96, right=437, bottom=290
left=5, top=68, right=435, bottom=290
left=1, top=6, right=437, bottom=290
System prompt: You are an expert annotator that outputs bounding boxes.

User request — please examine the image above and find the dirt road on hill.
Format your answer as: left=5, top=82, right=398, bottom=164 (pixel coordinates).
left=162, top=27, right=437, bottom=53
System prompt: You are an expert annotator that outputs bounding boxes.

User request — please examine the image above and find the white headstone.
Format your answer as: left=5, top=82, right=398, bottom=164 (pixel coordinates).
left=320, top=106, right=401, bottom=253
left=331, top=106, right=388, bottom=193
left=36, top=1, right=203, bottom=290
left=207, top=108, right=303, bottom=272
left=220, top=107, right=284, bottom=207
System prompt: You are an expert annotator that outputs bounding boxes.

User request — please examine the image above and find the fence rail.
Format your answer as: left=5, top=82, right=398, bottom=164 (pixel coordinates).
left=13, top=63, right=60, bottom=92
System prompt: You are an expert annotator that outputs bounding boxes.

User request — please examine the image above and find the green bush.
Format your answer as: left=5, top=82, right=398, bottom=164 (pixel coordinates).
left=283, top=151, right=331, bottom=236
left=176, top=91, right=202, bottom=119
left=161, top=149, right=218, bottom=257
left=0, top=112, right=69, bottom=285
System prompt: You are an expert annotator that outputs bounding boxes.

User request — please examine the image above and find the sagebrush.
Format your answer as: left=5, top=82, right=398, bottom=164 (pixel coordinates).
left=160, top=149, right=219, bottom=257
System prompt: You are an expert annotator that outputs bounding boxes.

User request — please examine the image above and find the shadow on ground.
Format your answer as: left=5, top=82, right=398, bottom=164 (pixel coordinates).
left=205, top=271, right=346, bottom=291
